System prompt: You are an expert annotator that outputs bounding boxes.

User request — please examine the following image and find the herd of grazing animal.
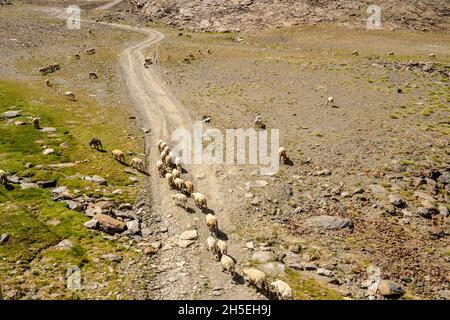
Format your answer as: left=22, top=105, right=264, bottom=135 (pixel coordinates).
left=156, top=138, right=293, bottom=300
left=87, top=138, right=146, bottom=172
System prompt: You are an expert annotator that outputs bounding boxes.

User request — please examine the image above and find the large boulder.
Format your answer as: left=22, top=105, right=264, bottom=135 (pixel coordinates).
left=94, top=213, right=125, bottom=234
left=379, top=280, right=404, bottom=297
left=251, top=251, right=277, bottom=263
left=304, top=215, right=353, bottom=230
left=1, top=110, right=21, bottom=118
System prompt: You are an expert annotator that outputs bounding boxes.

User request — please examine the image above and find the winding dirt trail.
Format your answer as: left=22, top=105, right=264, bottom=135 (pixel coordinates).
left=95, top=2, right=261, bottom=300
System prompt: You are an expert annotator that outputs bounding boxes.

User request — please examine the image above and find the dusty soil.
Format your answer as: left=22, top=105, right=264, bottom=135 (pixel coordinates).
left=130, top=0, right=450, bottom=33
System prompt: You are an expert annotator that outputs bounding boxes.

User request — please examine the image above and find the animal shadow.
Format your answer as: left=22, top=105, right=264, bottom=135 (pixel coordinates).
left=186, top=207, right=196, bottom=214
left=216, top=230, right=228, bottom=241
left=283, top=158, right=294, bottom=166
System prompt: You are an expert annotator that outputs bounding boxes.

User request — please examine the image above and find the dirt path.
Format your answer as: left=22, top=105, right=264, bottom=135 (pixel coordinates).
left=81, top=1, right=262, bottom=300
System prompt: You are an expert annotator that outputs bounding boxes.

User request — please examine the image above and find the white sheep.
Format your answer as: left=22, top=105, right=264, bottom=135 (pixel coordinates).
left=220, top=255, right=236, bottom=278
left=192, top=192, right=207, bottom=208
left=165, top=153, right=174, bottom=167
left=165, top=173, right=175, bottom=189
left=172, top=193, right=187, bottom=209
left=326, top=96, right=334, bottom=105
left=278, top=147, right=287, bottom=164
left=160, top=149, right=169, bottom=162
left=205, top=214, right=218, bottom=236
left=206, top=236, right=219, bottom=260
left=157, top=160, right=165, bottom=177
left=172, top=168, right=181, bottom=179
left=130, top=157, right=145, bottom=171
left=0, top=170, right=7, bottom=185
left=270, top=280, right=293, bottom=300
left=217, top=239, right=228, bottom=257
left=174, top=177, right=185, bottom=191
left=184, top=180, right=194, bottom=193
left=242, top=268, right=269, bottom=293
left=63, top=92, right=76, bottom=101
left=111, top=149, right=125, bottom=162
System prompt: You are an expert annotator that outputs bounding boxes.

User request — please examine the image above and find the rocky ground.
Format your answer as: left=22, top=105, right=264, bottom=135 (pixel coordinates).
left=130, top=0, right=450, bottom=33
left=154, top=21, right=450, bottom=299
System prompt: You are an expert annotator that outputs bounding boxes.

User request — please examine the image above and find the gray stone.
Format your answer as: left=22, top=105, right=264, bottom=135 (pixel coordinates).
left=379, top=280, right=404, bottom=297
left=1, top=110, right=22, bottom=118
left=180, top=229, right=198, bottom=240
left=66, top=265, right=81, bottom=290
left=20, top=183, right=39, bottom=189
left=417, top=207, right=438, bottom=219
left=438, top=205, right=449, bottom=217
left=89, top=175, right=107, bottom=185
left=151, top=241, right=162, bottom=249
left=40, top=127, right=56, bottom=133
left=126, top=220, right=140, bottom=234
left=178, top=239, right=196, bottom=248
left=246, top=241, right=255, bottom=249
left=317, top=268, right=333, bottom=277
left=304, top=215, right=354, bottom=230
left=64, top=200, right=84, bottom=212
left=254, top=180, right=269, bottom=187
left=251, top=251, right=276, bottom=263
left=389, top=195, right=405, bottom=207
left=368, top=184, right=386, bottom=197
left=54, top=239, right=73, bottom=250
left=101, top=253, right=122, bottom=262
left=84, top=219, right=99, bottom=229
left=0, top=233, right=10, bottom=243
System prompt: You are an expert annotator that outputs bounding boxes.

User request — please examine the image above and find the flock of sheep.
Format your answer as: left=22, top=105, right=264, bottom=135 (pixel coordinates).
left=154, top=138, right=293, bottom=300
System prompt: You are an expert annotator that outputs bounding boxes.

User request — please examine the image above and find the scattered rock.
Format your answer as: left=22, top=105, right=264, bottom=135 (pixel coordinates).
left=1, top=110, right=22, bottom=118
left=64, top=200, right=84, bottom=212
left=20, top=182, right=39, bottom=189
left=42, top=148, right=54, bottom=155
left=260, top=262, right=285, bottom=277
left=251, top=251, right=276, bottom=263
left=438, top=205, right=449, bottom=217
left=417, top=207, right=438, bottom=219
left=288, top=243, right=301, bottom=253
left=84, top=219, right=99, bottom=229
left=246, top=241, right=255, bottom=250
left=36, top=180, right=57, bottom=188
left=54, top=239, right=73, bottom=250
left=389, top=194, right=406, bottom=207
left=40, top=127, right=56, bottom=133
left=101, top=253, right=122, bottom=262
left=88, top=175, right=107, bottom=185
left=66, top=265, right=81, bottom=290
left=126, top=220, right=140, bottom=234
left=178, top=239, right=196, bottom=248
left=317, top=268, right=333, bottom=277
